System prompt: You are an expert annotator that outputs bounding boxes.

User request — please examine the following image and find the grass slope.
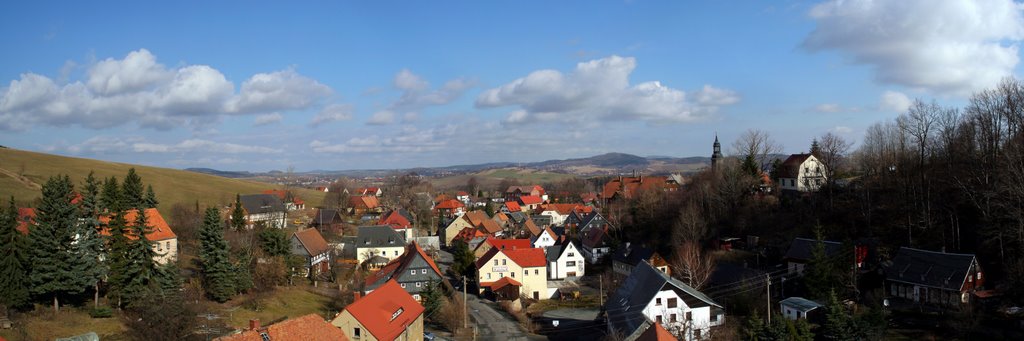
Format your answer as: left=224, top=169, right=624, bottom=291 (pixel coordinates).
left=0, top=148, right=324, bottom=209
left=429, top=167, right=576, bottom=190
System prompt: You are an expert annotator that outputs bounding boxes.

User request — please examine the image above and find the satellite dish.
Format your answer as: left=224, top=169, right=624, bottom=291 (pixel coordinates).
left=883, top=299, right=889, bottom=307
left=552, top=320, right=560, bottom=327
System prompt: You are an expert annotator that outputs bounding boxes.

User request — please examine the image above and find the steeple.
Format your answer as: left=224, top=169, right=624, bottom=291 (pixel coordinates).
left=712, top=134, right=723, bottom=171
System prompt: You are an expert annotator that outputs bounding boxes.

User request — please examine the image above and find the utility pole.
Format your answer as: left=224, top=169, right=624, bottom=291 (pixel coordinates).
left=463, top=276, right=468, bottom=329
left=599, top=275, right=604, bottom=306
left=766, top=273, right=771, bottom=325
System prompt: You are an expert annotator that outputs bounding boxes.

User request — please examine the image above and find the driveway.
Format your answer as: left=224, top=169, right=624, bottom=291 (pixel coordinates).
left=466, top=296, right=544, bottom=341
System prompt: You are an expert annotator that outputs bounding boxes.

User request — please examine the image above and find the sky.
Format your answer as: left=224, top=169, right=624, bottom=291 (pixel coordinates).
left=2, top=0, right=1024, bottom=172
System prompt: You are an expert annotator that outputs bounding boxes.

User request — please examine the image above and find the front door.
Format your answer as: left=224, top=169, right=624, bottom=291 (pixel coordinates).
left=533, top=291, right=539, bottom=300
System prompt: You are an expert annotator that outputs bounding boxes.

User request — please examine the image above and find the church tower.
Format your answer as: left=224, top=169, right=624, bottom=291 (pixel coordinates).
left=711, top=134, right=723, bottom=172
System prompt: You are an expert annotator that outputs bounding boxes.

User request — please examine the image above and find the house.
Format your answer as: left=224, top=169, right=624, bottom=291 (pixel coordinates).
left=502, top=201, right=523, bottom=213
left=309, top=208, right=344, bottom=232
left=606, top=261, right=724, bottom=341
left=291, top=228, right=331, bottom=278
left=434, top=199, right=465, bottom=218
left=546, top=242, right=585, bottom=280
left=378, top=209, right=414, bottom=241
left=779, top=297, right=823, bottom=321
left=441, top=213, right=475, bottom=247
left=505, top=185, right=547, bottom=202
left=239, top=194, right=287, bottom=229
left=540, top=203, right=591, bottom=226
left=613, top=243, right=670, bottom=277
left=581, top=226, right=612, bottom=264
left=777, top=153, right=828, bottom=192
left=474, top=238, right=532, bottom=259
left=261, top=189, right=305, bottom=211
left=530, top=214, right=553, bottom=228
left=568, top=210, right=611, bottom=238
left=215, top=314, right=348, bottom=341
left=532, top=226, right=560, bottom=249
left=885, top=247, right=983, bottom=306
left=453, top=226, right=487, bottom=245
left=636, top=323, right=678, bottom=341
left=441, top=211, right=501, bottom=247
left=349, top=196, right=381, bottom=216
left=355, top=225, right=407, bottom=265
left=363, top=242, right=446, bottom=301
left=601, top=173, right=679, bottom=203
left=99, top=208, right=178, bottom=265
left=332, top=280, right=424, bottom=341
left=476, top=246, right=549, bottom=300
left=784, top=237, right=842, bottom=275
left=15, top=207, right=35, bottom=235
left=517, top=195, right=544, bottom=211
left=456, top=191, right=470, bottom=204
left=354, top=187, right=383, bottom=197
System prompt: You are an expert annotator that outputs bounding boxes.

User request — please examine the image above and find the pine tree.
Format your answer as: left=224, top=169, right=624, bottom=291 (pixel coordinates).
left=823, top=289, right=855, bottom=341
left=420, top=280, right=444, bottom=317
left=29, top=175, right=90, bottom=312
left=100, top=176, right=121, bottom=213
left=118, top=208, right=158, bottom=306
left=144, top=185, right=159, bottom=209
left=0, top=197, right=30, bottom=309
left=154, top=262, right=182, bottom=294
left=122, top=168, right=145, bottom=210
left=231, top=194, right=246, bottom=230
left=259, top=227, right=290, bottom=257
left=199, top=208, right=235, bottom=302
left=105, top=208, right=132, bottom=307
left=233, top=251, right=254, bottom=293
left=76, top=172, right=108, bottom=308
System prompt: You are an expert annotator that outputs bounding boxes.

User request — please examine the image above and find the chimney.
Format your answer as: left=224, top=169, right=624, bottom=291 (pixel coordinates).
left=354, top=291, right=362, bottom=300
left=249, top=319, right=260, bottom=331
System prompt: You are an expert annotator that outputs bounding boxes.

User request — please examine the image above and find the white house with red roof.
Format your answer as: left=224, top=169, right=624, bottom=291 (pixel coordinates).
left=476, top=245, right=550, bottom=300
left=517, top=195, right=544, bottom=211
left=363, top=242, right=446, bottom=301
left=99, top=208, right=179, bottom=265
left=331, top=280, right=424, bottom=341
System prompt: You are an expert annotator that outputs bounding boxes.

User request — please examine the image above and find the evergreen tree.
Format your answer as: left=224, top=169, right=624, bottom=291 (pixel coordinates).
left=154, top=262, right=182, bottom=294
left=120, top=208, right=158, bottom=306
left=105, top=208, right=132, bottom=307
left=199, top=208, right=235, bottom=302
left=122, top=168, right=145, bottom=210
left=231, top=194, right=246, bottom=230
left=100, top=176, right=121, bottom=213
left=0, top=197, right=30, bottom=309
left=29, top=175, right=90, bottom=312
left=144, top=184, right=159, bottom=209
left=804, top=226, right=842, bottom=300
left=741, top=310, right=766, bottom=341
left=741, top=154, right=760, bottom=176
left=823, top=289, right=855, bottom=341
left=233, top=251, right=254, bottom=293
left=420, top=280, right=444, bottom=317
left=258, top=227, right=290, bottom=257
left=76, top=172, right=108, bottom=308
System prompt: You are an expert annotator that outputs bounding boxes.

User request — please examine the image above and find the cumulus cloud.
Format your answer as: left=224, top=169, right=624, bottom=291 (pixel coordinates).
left=48, top=136, right=280, bottom=155
left=310, top=104, right=354, bottom=126
left=0, top=49, right=340, bottom=131
left=310, top=124, right=456, bottom=154
left=476, top=55, right=739, bottom=124
left=366, top=69, right=474, bottom=125
left=253, top=113, right=283, bottom=126
left=880, top=90, right=913, bottom=112
left=367, top=110, right=396, bottom=125
left=804, top=0, right=1024, bottom=95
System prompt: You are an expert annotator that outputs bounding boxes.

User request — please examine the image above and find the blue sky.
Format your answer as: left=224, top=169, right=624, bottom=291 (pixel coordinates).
left=2, top=0, right=1023, bottom=171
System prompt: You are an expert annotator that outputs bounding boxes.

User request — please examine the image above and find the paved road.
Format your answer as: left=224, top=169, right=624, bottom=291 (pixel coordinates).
left=466, top=296, right=544, bottom=341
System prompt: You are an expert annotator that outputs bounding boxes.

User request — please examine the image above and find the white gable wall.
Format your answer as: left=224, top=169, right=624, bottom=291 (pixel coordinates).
left=549, top=243, right=585, bottom=279
left=642, top=289, right=713, bottom=341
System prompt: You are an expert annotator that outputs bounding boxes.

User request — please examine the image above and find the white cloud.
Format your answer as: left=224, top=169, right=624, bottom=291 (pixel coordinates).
left=367, top=110, right=396, bottom=125
left=0, top=49, right=343, bottom=131
left=804, top=0, right=1024, bottom=95
left=310, top=104, right=354, bottom=126
left=253, top=113, right=283, bottom=126
left=832, top=126, right=853, bottom=134
left=811, top=103, right=842, bottom=113
left=310, top=125, right=456, bottom=154
left=879, top=91, right=913, bottom=112
left=133, top=139, right=281, bottom=154
left=476, top=55, right=739, bottom=124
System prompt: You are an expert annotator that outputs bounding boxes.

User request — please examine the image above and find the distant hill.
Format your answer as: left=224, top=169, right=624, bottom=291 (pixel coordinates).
left=0, top=148, right=324, bottom=209
left=185, top=167, right=255, bottom=179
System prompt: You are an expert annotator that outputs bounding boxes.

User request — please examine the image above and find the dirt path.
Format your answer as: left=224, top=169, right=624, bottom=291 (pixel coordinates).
left=0, top=166, right=41, bottom=190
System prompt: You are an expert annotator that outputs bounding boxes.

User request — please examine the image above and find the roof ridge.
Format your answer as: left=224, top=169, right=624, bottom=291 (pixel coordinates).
left=900, top=246, right=976, bottom=257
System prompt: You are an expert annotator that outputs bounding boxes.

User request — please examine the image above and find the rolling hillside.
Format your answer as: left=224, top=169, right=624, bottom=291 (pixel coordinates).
left=0, top=147, right=324, bottom=209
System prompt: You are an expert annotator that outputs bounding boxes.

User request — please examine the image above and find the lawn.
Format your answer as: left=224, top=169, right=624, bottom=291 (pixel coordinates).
left=0, top=307, right=127, bottom=341
left=219, top=286, right=337, bottom=330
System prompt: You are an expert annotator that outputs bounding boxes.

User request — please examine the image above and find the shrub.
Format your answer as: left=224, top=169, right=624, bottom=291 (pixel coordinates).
left=89, top=306, right=113, bottom=318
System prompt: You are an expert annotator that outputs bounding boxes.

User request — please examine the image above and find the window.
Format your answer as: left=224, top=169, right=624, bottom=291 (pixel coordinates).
left=157, top=243, right=162, bottom=251
left=494, top=260, right=498, bottom=266
left=695, top=329, right=702, bottom=338
left=534, top=269, right=539, bottom=275
left=411, top=270, right=416, bottom=275
left=685, top=311, right=692, bottom=321
left=710, top=314, right=718, bottom=322
left=166, top=241, right=171, bottom=250
left=524, top=270, right=529, bottom=276
left=394, top=250, right=399, bottom=256
left=416, top=282, right=422, bottom=287
left=670, top=314, right=677, bottom=322
left=502, top=259, right=507, bottom=265
left=978, top=272, right=983, bottom=280
left=656, top=298, right=662, bottom=306
left=401, top=283, right=406, bottom=288
left=421, top=269, right=427, bottom=274
left=656, top=315, right=662, bottom=323
left=511, top=272, right=515, bottom=278
left=667, top=298, right=677, bottom=308
left=487, top=273, right=491, bottom=280
left=566, top=261, right=576, bottom=267
left=381, top=251, right=385, bottom=256
left=568, top=252, right=574, bottom=257
left=354, top=327, right=361, bottom=338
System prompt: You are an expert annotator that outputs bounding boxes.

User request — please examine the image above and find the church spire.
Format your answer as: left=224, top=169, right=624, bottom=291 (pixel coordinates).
left=712, top=133, right=723, bottom=171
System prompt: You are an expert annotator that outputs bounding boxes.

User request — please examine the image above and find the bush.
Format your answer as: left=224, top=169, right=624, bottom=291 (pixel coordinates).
left=89, top=306, right=114, bottom=318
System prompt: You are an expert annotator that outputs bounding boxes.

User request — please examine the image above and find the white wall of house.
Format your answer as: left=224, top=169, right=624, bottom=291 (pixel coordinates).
left=533, top=231, right=556, bottom=249
left=356, top=246, right=406, bottom=264
left=540, top=211, right=567, bottom=226
left=152, top=238, right=177, bottom=265
left=248, top=212, right=285, bottom=228
left=643, top=290, right=713, bottom=341
left=548, top=243, right=585, bottom=279
left=780, top=156, right=827, bottom=192
left=583, top=246, right=610, bottom=264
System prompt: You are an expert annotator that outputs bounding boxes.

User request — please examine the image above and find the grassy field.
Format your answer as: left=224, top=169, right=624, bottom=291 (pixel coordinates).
left=0, top=307, right=127, bottom=341
left=220, top=286, right=336, bottom=329
left=430, top=167, right=577, bottom=190
left=0, top=148, right=324, bottom=209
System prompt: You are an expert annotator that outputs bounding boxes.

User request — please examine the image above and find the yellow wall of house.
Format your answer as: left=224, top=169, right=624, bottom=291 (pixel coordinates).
left=331, top=308, right=424, bottom=341
left=152, top=238, right=177, bottom=265
left=443, top=217, right=473, bottom=245
left=477, top=251, right=548, bottom=300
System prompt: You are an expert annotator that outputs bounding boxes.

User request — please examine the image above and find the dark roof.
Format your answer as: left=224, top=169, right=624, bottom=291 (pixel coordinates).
left=364, top=242, right=445, bottom=292
left=293, top=228, right=330, bottom=256
left=707, top=263, right=767, bottom=288
left=582, top=226, right=609, bottom=249
left=606, top=261, right=720, bottom=339
left=784, top=237, right=842, bottom=262
left=885, top=247, right=977, bottom=291
left=612, top=244, right=656, bottom=267
left=239, top=194, right=285, bottom=214
left=546, top=244, right=566, bottom=262
left=356, top=225, right=406, bottom=248
left=778, top=153, right=812, bottom=179
left=311, top=208, right=342, bottom=225
left=779, top=297, right=823, bottom=312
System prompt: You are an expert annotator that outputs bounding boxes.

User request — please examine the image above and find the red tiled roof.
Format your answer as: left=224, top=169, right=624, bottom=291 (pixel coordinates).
left=16, top=208, right=35, bottom=235
left=518, top=195, right=543, bottom=205
left=342, top=280, right=424, bottom=341
left=364, top=242, right=442, bottom=288
left=486, top=238, right=533, bottom=251
left=293, top=228, right=330, bottom=256
left=601, top=176, right=676, bottom=200
left=457, top=191, right=469, bottom=196
left=349, top=196, right=379, bottom=210
left=216, top=314, right=349, bottom=341
left=99, top=208, right=177, bottom=241
left=463, top=210, right=489, bottom=226
left=504, top=247, right=547, bottom=267
left=522, top=219, right=541, bottom=236
left=356, top=187, right=380, bottom=196
left=637, top=322, right=678, bottom=341
left=542, top=203, right=590, bottom=215
left=378, top=210, right=412, bottom=229
left=479, top=218, right=503, bottom=234
left=435, top=199, right=465, bottom=210
left=504, top=202, right=522, bottom=212
left=482, top=276, right=522, bottom=290
left=262, top=189, right=303, bottom=205
left=454, top=226, right=486, bottom=244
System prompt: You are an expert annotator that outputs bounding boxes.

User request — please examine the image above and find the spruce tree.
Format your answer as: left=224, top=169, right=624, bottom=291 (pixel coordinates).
left=76, top=172, right=108, bottom=308
left=29, top=175, right=89, bottom=312
left=233, top=251, right=254, bottom=293
left=118, top=208, right=157, bottom=306
left=154, top=262, right=182, bottom=294
left=231, top=194, right=246, bottom=230
left=100, top=176, right=121, bottom=213
left=105, top=207, right=132, bottom=307
left=199, top=208, right=235, bottom=302
left=122, top=168, right=145, bottom=210
left=144, top=185, right=159, bottom=209
left=0, top=197, right=30, bottom=309
left=259, top=227, right=290, bottom=257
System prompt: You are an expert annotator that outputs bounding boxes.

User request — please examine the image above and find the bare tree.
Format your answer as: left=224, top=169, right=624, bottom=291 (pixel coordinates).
left=673, top=203, right=708, bottom=243
left=672, top=241, right=715, bottom=290
left=731, top=129, right=783, bottom=173
left=817, top=132, right=853, bottom=182
left=323, top=177, right=352, bottom=210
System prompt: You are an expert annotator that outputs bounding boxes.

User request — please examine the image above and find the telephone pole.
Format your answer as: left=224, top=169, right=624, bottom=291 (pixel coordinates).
left=599, top=275, right=604, bottom=306
left=463, top=276, right=468, bottom=329
left=766, top=273, right=771, bottom=325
